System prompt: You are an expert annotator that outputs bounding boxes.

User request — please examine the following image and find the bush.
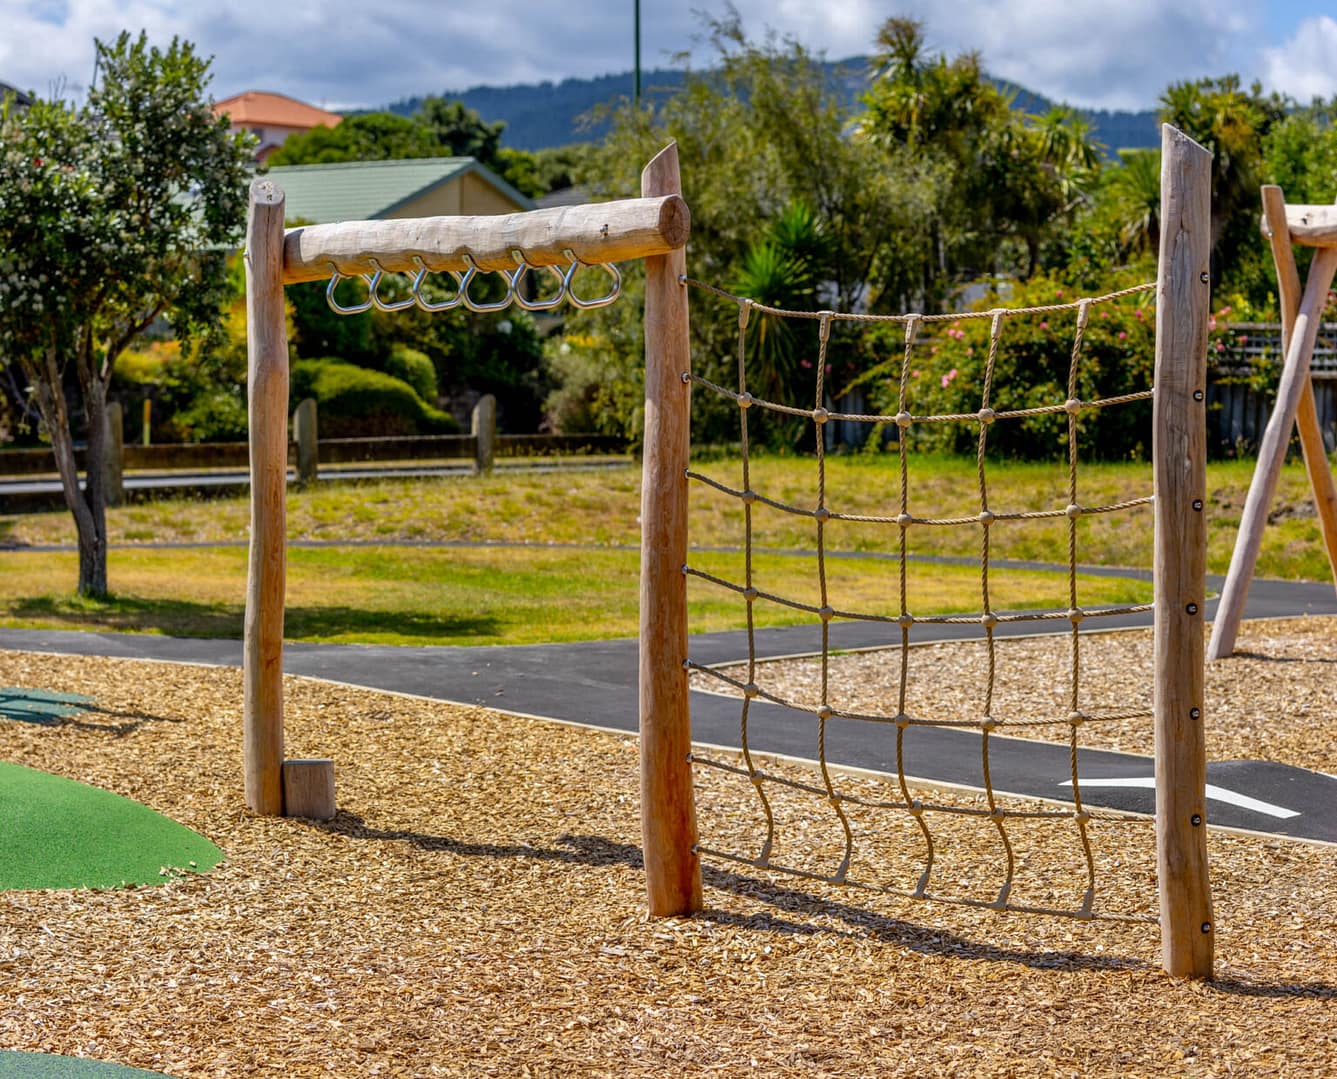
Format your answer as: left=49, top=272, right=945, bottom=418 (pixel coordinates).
left=858, top=272, right=1160, bottom=461
left=384, top=345, right=438, bottom=404
left=290, top=358, right=458, bottom=438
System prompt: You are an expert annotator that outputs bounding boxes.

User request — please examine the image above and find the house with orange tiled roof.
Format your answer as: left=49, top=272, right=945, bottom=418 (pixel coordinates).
left=211, top=90, right=342, bottom=162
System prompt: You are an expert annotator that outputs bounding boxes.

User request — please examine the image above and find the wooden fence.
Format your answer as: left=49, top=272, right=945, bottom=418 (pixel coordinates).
left=0, top=395, right=627, bottom=498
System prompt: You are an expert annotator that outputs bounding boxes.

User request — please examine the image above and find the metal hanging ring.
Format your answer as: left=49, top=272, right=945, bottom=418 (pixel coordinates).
left=412, top=256, right=466, bottom=313
left=562, top=249, right=622, bottom=310
left=326, top=263, right=373, bottom=315
left=459, top=253, right=515, bottom=313
left=366, top=258, right=418, bottom=313
left=509, top=249, right=566, bottom=312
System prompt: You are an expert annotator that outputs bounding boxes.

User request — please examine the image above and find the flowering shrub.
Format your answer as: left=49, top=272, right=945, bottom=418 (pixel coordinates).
left=856, top=274, right=1285, bottom=461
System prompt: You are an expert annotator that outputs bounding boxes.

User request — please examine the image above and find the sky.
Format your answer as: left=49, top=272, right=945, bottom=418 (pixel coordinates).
left=3, top=1, right=1336, bottom=115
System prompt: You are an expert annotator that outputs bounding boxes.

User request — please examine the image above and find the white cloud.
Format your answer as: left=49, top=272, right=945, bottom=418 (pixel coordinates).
left=0, top=0, right=1300, bottom=115
left=1261, top=15, right=1337, bottom=102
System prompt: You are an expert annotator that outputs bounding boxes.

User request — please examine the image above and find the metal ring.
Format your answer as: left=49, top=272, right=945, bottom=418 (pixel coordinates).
left=509, top=249, right=567, bottom=312
left=459, top=253, right=515, bottom=313
left=562, top=249, right=622, bottom=309
left=366, top=258, right=417, bottom=313
left=411, top=256, right=465, bottom=313
left=325, top=263, right=372, bottom=315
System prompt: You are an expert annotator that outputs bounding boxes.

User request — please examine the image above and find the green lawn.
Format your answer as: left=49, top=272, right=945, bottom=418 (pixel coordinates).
left=0, top=451, right=1319, bottom=645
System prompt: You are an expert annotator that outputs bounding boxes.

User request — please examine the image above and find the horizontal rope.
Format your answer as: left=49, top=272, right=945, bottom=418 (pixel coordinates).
left=682, top=277, right=1157, bottom=324
left=686, top=468, right=1153, bottom=525
left=685, top=372, right=1153, bottom=426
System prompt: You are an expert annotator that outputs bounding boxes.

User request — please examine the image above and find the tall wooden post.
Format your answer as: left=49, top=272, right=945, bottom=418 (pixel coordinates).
left=639, top=143, right=702, bottom=915
left=244, top=179, right=289, bottom=816
left=1153, top=124, right=1214, bottom=979
left=293, top=397, right=319, bottom=487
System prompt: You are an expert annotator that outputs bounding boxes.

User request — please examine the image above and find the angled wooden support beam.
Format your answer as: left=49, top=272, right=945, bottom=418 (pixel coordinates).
left=1209, top=187, right=1337, bottom=661
left=1263, top=202, right=1337, bottom=248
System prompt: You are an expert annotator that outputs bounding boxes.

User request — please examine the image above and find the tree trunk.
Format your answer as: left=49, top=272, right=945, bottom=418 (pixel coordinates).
left=30, top=344, right=109, bottom=597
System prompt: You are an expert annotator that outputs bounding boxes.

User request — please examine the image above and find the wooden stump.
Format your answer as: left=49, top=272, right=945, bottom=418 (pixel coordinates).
left=283, top=759, right=336, bottom=820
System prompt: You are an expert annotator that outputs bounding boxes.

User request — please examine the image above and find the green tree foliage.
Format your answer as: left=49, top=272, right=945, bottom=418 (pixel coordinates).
left=858, top=18, right=1102, bottom=298
left=0, top=32, right=251, bottom=595
left=267, top=95, right=554, bottom=198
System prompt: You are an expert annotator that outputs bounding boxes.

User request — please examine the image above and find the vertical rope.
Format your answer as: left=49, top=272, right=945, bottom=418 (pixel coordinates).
left=1066, top=299, right=1097, bottom=914
left=975, top=310, right=1016, bottom=906
left=893, top=315, right=933, bottom=896
left=734, top=299, right=775, bottom=864
left=812, top=312, right=853, bottom=882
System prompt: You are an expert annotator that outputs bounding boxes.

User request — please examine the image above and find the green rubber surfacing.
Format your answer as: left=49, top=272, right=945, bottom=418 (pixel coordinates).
left=0, top=760, right=223, bottom=891
left=0, top=1050, right=172, bottom=1077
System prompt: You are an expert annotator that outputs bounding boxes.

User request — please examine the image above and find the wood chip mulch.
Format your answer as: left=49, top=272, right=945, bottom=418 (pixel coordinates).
left=1, top=618, right=1335, bottom=1077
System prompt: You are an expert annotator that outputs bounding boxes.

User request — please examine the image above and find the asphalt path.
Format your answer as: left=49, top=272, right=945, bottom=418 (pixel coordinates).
left=1, top=564, right=1334, bottom=843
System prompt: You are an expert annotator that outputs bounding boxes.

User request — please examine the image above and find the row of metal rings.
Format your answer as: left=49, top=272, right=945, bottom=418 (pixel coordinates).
left=325, top=249, right=622, bottom=316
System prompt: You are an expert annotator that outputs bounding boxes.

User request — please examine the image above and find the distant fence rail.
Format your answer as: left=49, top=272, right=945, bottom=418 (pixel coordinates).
left=1209, top=321, right=1337, bottom=453
left=0, top=395, right=628, bottom=492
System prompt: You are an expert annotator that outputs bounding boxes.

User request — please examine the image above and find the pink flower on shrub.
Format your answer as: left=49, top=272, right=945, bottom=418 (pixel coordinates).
left=941, top=367, right=959, bottom=389
left=1118, top=331, right=1127, bottom=340
left=1040, top=321, right=1048, bottom=330
left=1238, top=335, right=1248, bottom=343
left=1216, top=342, right=1225, bottom=352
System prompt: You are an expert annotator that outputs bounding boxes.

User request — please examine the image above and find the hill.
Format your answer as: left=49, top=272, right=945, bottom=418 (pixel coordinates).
left=385, top=59, right=1160, bottom=156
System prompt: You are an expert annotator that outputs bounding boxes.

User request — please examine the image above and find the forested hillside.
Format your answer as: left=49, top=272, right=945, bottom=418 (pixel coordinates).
left=386, top=59, right=1159, bottom=153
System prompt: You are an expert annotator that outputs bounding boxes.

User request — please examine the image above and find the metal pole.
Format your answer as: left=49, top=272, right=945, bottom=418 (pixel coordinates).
left=634, top=0, right=642, bottom=105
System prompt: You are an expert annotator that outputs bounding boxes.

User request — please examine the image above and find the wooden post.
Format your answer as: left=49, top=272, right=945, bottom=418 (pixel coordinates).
left=103, top=402, right=123, bottom=508
left=282, top=759, right=336, bottom=820
left=244, top=178, right=290, bottom=816
left=639, top=143, right=701, bottom=916
left=293, top=397, right=319, bottom=487
left=472, top=394, right=496, bottom=474
left=1207, top=191, right=1337, bottom=660
left=1153, top=124, right=1214, bottom=979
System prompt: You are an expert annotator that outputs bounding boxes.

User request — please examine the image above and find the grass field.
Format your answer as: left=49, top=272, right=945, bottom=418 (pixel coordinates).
left=0, top=452, right=1326, bottom=644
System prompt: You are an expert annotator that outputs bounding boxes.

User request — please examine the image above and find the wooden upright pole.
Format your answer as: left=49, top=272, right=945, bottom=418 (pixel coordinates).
left=244, top=178, right=290, bottom=816
left=639, top=143, right=701, bottom=916
left=1153, top=124, right=1214, bottom=979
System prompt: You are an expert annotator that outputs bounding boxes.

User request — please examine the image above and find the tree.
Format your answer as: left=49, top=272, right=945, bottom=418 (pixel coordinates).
left=0, top=32, right=251, bottom=595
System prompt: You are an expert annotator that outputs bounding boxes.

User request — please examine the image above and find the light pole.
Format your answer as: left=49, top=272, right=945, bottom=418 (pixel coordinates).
left=634, top=0, right=642, bottom=105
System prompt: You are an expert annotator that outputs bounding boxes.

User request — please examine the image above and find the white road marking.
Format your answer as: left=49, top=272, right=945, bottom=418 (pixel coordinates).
left=1060, top=777, right=1300, bottom=819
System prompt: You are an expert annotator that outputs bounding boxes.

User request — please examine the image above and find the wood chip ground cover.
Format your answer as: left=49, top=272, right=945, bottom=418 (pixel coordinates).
left=0, top=620, right=1333, bottom=1077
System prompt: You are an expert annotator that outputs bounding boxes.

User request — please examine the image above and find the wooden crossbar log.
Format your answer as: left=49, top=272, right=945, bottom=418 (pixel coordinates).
left=281, top=195, right=691, bottom=283
left=1266, top=203, right=1337, bottom=248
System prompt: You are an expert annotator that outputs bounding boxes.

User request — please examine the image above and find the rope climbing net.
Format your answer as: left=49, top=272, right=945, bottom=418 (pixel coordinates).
left=682, top=278, right=1163, bottom=922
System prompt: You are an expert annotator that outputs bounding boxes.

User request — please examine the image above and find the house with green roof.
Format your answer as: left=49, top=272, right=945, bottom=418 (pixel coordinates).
left=263, top=156, right=534, bottom=225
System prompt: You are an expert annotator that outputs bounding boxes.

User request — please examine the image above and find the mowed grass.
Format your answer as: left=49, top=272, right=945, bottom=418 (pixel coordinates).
left=0, top=544, right=1148, bottom=646
left=0, top=453, right=1327, bottom=578
left=0, top=450, right=1319, bottom=645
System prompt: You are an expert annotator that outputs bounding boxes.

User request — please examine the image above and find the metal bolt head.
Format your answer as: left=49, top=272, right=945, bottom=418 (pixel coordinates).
left=1193, top=390, right=1205, bottom=402
left=1191, top=813, right=1203, bottom=826
left=1202, top=922, right=1212, bottom=934
left=1190, top=707, right=1201, bottom=721
left=1192, top=499, right=1203, bottom=511
left=1199, top=271, right=1210, bottom=284
left=1186, top=603, right=1199, bottom=616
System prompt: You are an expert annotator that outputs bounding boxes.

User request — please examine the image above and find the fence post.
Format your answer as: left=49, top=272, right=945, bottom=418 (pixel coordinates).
left=293, top=397, right=319, bottom=487
left=638, top=142, right=701, bottom=916
left=104, top=402, right=124, bottom=507
left=1153, top=123, right=1214, bottom=979
left=244, top=178, right=289, bottom=817
left=472, top=394, right=496, bottom=473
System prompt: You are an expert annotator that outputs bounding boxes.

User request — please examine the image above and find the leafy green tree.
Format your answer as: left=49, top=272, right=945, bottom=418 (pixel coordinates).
left=1157, top=76, right=1287, bottom=290
left=267, top=111, right=440, bottom=165
left=0, top=32, right=251, bottom=595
